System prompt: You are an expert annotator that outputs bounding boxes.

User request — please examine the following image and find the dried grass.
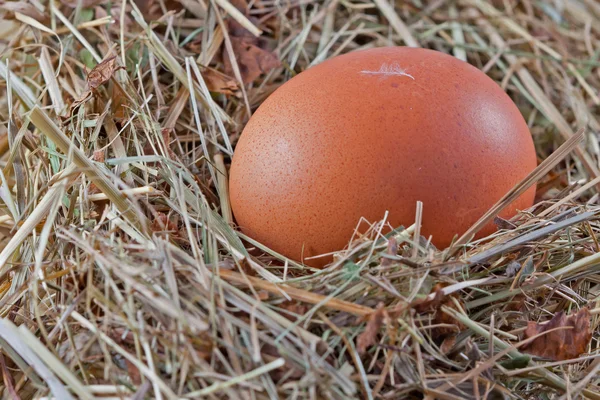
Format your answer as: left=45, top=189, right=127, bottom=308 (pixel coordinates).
left=0, top=0, right=599, bottom=399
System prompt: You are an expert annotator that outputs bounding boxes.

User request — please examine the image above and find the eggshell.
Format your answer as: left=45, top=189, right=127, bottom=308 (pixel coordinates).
left=229, top=47, right=537, bottom=267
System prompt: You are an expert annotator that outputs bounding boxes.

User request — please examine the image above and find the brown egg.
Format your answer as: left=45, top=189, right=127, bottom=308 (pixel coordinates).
left=229, top=47, right=537, bottom=267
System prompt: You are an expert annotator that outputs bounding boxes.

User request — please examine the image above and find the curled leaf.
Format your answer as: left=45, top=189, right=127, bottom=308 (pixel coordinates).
left=87, top=56, right=120, bottom=91
left=71, top=56, right=122, bottom=111
left=522, top=307, right=591, bottom=361
left=202, top=68, right=239, bottom=95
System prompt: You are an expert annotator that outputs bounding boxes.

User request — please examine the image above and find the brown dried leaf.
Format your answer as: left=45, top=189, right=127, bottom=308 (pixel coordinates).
left=223, top=13, right=280, bottom=84
left=1, top=2, right=47, bottom=22
left=150, top=212, right=179, bottom=234
left=279, top=301, right=309, bottom=321
left=88, top=183, right=101, bottom=195
left=111, top=84, right=128, bottom=120
left=92, top=150, right=105, bottom=163
left=380, top=237, right=398, bottom=267
left=224, top=36, right=280, bottom=84
left=142, top=129, right=176, bottom=159
left=87, top=56, right=120, bottom=91
left=202, top=68, right=238, bottom=95
left=71, top=57, right=122, bottom=111
left=440, top=335, right=457, bottom=355
left=124, top=359, right=142, bottom=385
left=412, top=285, right=447, bottom=314
left=522, top=307, right=591, bottom=361
left=357, top=303, right=387, bottom=354
left=494, top=215, right=517, bottom=230
left=504, top=295, right=526, bottom=312
left=70, top=91, right=93, bottom=112
left=133, top=0, right=183, bottom=21
left=190, top=331, right=214, bottom=361
left=412, top=284, right=465, bottom=339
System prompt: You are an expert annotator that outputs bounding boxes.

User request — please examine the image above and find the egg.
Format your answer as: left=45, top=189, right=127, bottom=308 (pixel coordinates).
left=229, top=47, right=537, bottom=267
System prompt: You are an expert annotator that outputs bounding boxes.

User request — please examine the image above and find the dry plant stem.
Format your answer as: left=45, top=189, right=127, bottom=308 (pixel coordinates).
left=0, top=0, right=598, bottom=398
left=0, top=319, right=81, bottom=400
left=213, top=1, right=252, bottom=116
left=372, top=0, right=419, bottom=47
left=82, top=186, right=157, bottom=202
left=443, top=306, right=600, bottom=400
left=218, top=269, right=374, bottom=316
left=0, top=131, right=9, bottom=157
left=129, top=0, right=231, bottom=123
left=467, top=235, right=600, bottom=309
left=212, top=0, right=262, bottom=37
left=468, top=210, right=598, bottom=264
left=472, top=14, right=600, bottom=180
left=184, top=358, right=285, bottom=397
left=412, top=201, right=423, bottom=258
left=319, top=312, right=373, bottom=400
left=538, top=175, right=600, bottom=217
left=213, top=153, right=233, bottom=224
left=70, top=312, right=178, bottom=399
left=28, top=107, right=149, bottom=235
left=0, top=164, right=79, bottom=271
left=449, top=128, right=585, bottom=253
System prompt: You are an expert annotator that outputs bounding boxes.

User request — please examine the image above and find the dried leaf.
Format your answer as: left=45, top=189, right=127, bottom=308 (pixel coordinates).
left=133, top=0, right=183, bottom=21
left=87, top=56, right=120, bottom=91
left=412, top=284, right=465, bottom=339
left=494, top=215, right=517, bottom=230
left=142, top=128, right=176, bottom=159
left=124, top=359, right=142, bottom=385
left=504, top=295, right=526, bottom=312
left=357, top=303, right=386, bottom=354
left=92, top=150, right=105, bottom=163
left=522, top=307, right=591, bottom=361
left=225, top=36, right=280, bottom=84
left=111, top=84, right=128, bottom=120
left=70, top=91, right=93, bottom=111
left=150, top=212, right=179, bottom=234
left=440, top=335, right=457, bottom=355
left=380, top=237, right=398, bottom=267
left=223, top=15, right=280, bottom=84
left=1, top=2, right=47, bottom=22
left=278, top=301, right=308, bottom=321
left=70, top=57, right=122, bottom=111
left=202, top=68, right=238, bottom=95
left=190, top=331, right=214, bottom=361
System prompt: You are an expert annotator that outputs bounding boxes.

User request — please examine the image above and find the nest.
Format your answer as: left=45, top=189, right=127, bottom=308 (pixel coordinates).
left=0, top=0, right=599, bottom=399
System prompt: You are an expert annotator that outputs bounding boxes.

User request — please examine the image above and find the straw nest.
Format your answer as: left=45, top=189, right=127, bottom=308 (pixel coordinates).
left=0, top=0, right=599, bottom=399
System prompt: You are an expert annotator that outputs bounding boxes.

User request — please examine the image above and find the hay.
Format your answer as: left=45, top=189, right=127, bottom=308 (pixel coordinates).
left=0, top=0, right=598, bottom=399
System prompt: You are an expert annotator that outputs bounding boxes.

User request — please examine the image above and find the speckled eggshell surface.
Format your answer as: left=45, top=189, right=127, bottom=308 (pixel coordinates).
left=229, top=47, right=537, bottom=267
